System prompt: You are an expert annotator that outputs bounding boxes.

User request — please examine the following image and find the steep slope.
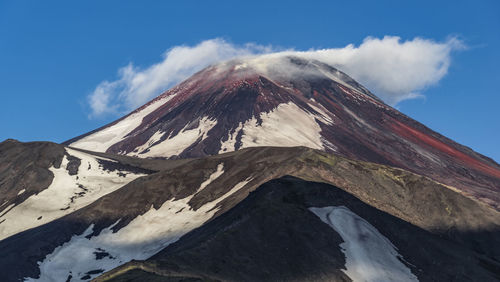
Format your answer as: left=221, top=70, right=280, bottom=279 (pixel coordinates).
left=2, top=145, right=499, bottom=281
left=65, top=55, right=500, bottom=210
left=0, top=140, right=155, bottom=241
left=97, top=177, right=499, bottom=282
left=0, top=139, right=65, bottom=211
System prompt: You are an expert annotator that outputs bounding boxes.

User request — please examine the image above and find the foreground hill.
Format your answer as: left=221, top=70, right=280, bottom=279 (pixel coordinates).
left=98, top=177, right=500, bottom=282
left=0, top=139, right=156, bottom=241
left=1, top=141, right=499, bottom=281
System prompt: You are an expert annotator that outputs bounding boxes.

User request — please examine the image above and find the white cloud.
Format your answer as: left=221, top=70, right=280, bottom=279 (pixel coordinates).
left=87, top=36, right=463, bottom=118
left=87, top=39, right=273, bottom=118
left=301, top=36, right=464, bottom=104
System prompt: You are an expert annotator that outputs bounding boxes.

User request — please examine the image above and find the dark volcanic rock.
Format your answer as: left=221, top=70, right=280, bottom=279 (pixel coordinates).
left=65, top=57, right=500, bottom=211
left=100, top=177, right=500, bottom=282
left=65, top=153, right=81, bottom=175
left=0, top=139, right=65, bottom=208
left=2, top=146, right=499, bottom=282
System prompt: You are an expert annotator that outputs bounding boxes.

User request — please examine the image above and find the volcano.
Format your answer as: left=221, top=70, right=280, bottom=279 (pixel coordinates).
left=2, top=54, right=500, bottom=282
left=67, top=55, right=500, bottom=210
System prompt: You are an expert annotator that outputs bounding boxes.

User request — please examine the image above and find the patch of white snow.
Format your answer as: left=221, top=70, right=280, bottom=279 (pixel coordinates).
left=0, top=204, right=14, bottom=218
left=0, top=148, right=146, bottom=241
left=308, top=101, right=334, bottom=125
left=198, top=163, right=224, bottom=191
left=219, top=122, right=243, bottom=153
left=133, top=116, right=217, bottom=158
left=132, top=130, right=165, bottom=154
left=309, top=206, right=418, bottom=282
left=69, top=95, right=174, bottom=152
left=26, top=177, right=253, bottom=282
left=239, top=102, right=325, bottom=150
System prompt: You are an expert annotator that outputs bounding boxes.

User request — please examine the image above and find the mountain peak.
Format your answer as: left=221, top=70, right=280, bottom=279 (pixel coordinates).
left=67, top=55, right=500, bottom=210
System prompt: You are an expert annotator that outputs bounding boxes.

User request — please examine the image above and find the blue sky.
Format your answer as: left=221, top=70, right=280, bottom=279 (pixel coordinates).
left=1, top=0, right=499, bottom=162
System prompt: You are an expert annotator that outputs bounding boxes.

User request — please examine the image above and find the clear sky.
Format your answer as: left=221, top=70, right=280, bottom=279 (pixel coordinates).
left=1, top=0, right=499, bottom=162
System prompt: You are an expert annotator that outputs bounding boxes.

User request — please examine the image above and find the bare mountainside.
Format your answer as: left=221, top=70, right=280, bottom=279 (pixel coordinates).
left=2, top=54, right=500, bottom=282
left=66, top=56, right=500, bottom=210
left=1, top=141, right=499, bottom=281
left=98, top=177, right=500, bottom=282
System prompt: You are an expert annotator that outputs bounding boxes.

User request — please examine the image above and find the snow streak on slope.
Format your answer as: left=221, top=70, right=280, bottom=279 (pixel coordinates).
left=218, top=102, right=325, bottom=153
left=307, top=99, right=335, bottom=125
left=69, top=95, right=174, bottom=152
left=0, top=148, right=145, bottom=241
left=199, top=163, right=224, bottom=190
left=309, top=206, right=418, bottom=282
left=240, top=103, right=325, bottom=150
left=132, top=116, right=217, bottom=158
left=219, top=122, right=243, bottom=154
left=26, top=167, right=253, bottom=282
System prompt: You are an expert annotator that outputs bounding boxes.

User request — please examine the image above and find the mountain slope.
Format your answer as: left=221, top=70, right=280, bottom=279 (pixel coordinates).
left=65, top=56, right=500, bottom=210
left=1, top=144, right=499, bottom=281
left=0, top=140, right=156, bottom=241
left=3, top=55, right=500, bottom=282
left=97, top=177, right=499, bottom=282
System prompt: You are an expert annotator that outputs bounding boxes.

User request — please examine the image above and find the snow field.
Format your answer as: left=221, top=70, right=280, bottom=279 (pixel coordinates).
left=219, top=102, right=326, bottom=154
left=132, top=116, right=217, bottom=158
left=0, top=148, right=145, bottom=241
left=27, top=164, right=253, bottom=282
left=69, top=95, right=174, bottom=152
left=309, top=206, right=418, bottom=282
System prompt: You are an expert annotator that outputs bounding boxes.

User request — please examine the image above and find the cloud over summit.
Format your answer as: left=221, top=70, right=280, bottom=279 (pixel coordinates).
left=302, top=36, right=464, bottom=104
left=87, top=36, right=463, bottom=118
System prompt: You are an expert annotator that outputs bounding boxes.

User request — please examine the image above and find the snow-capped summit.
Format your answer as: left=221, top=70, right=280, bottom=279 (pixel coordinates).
left=67, top=55, right=500, bottom=209
left=67, top=56, right=379, bottom=158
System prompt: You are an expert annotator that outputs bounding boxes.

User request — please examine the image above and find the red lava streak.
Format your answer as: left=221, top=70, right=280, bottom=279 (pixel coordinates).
left=392, top=120, right=500, bottom=179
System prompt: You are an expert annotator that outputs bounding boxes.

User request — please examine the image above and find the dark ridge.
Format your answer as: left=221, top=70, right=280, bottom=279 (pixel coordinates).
left=0, top=140, right=65, bottom=208
left=65, top=153, right=81, bottom=176
left=2, top=146, right=499, bottom=281
left=102, top=177, right=500, bottom=282
left=97, top=159, right=156, bottom=175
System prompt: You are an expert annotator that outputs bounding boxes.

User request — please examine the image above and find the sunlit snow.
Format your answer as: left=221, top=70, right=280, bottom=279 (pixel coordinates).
left=0, top=148, right=145, bottom=241
left=69, top=95, right=174, bottom=152
left=131, top=116, right=217, bottom=158
left=26, top=164, right=252, bottom=282
left=309, top=206, right=418, bottom=282
left=221, top=102, right=326, bottom=153
left=219, top=122, right=243, bottom=154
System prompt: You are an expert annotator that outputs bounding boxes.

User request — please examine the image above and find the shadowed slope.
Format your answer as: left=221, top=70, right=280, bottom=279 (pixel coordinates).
left=98, top=177, right=500, bottom=282
left=1, top=145, right=499, bottom=281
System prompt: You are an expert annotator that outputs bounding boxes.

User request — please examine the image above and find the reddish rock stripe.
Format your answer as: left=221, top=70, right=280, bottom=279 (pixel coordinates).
left=392, top=120, right=500, bottom=179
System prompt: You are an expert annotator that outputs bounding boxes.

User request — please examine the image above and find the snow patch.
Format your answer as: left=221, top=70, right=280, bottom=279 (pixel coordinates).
left=343, top=106, right=376, bottom=131
left=132, top=116, right=217, bottom=158
left=199, top=163, right=224, bottom=191
left=17, top=189, right=26, bottom=195
left=27, top=176, right=253, bottom=282
left=0, top=148, right=145, bottom=241
left=239, top=102, right=325, bottom=150
left=308, top=100, right=334, bottom=125
left=219, top=122, right=243, bottom=153
left=0, top=204, right=14, bottom=218
left=69, top=95, right=174, bottom=152
left=309, top=206, right=418, bottom=282
left=132, top=130, right=165, bottom=154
